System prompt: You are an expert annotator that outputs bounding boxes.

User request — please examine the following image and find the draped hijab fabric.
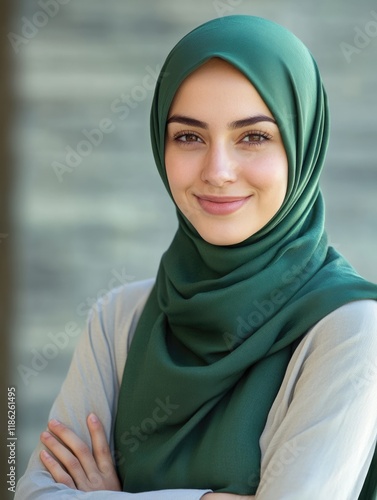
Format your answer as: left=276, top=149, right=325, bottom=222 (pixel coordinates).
left=114, top=15, right=377, bottom=497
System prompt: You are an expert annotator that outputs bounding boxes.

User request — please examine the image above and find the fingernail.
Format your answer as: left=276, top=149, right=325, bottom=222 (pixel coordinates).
left=89, top=413, right=98, bottom=423
left=41, top=450, right=51, bottom=459
left=49, top=419, right=60, bottom=427
left=41, top=431, right=50, bottom=440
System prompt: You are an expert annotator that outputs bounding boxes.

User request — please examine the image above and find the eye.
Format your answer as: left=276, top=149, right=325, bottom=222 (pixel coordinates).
left=173, top=131, right=204, bottom=144
left=239, top=130, right=272, bottom=146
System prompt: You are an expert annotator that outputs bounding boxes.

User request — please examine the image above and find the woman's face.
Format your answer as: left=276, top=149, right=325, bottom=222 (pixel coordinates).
left=165, top=58, right=288, bottom=246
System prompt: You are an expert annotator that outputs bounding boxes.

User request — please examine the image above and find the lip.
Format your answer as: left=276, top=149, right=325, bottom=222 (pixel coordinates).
left=195, top=194, right=252, bottom=216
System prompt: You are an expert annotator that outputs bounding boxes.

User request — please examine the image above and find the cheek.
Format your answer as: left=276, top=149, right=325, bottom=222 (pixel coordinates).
left=165, top=164, right=184, bottom=199
left=165, top=150, right=179, bottom=194
left=245, top=153, right=288, bottom=198
left=165, top=151, right=198, bottom=196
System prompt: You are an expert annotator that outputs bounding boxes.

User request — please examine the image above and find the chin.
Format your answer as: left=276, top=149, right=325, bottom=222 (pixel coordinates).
left=197, top=228, right=254, bottom=247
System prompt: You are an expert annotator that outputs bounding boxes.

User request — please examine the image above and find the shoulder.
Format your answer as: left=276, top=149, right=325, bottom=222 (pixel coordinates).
left=280, top=300, right=377, bottom=396
left=318, top=299, right=377, bottom=328
left=263, top=300, right=377, bottom=440
left=92, top=277, right=155, bottom=322
left=307, top=299, right=377, bottom=349
left=83, top=278, right=155, bottom=383
left=292, top=300, right=377, bottom=384
left=88, top=277, right=155, bottom=349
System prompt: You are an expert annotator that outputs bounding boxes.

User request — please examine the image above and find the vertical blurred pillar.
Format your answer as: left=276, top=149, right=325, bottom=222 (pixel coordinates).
left=0, top=0, right=13, bottom=495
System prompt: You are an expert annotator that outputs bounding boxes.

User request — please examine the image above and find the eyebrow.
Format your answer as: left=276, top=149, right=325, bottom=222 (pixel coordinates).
left=166, top=114, right=277, bottom=129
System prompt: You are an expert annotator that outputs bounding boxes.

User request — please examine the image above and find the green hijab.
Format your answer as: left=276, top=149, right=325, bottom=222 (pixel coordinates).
left=114, top=15, right=377, bottom=497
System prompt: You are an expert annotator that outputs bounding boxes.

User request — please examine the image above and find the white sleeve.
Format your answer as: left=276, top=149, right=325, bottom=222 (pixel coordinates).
left=15, top=280, right=211, bottom=500
left=256, top=300, right=377, bottom=500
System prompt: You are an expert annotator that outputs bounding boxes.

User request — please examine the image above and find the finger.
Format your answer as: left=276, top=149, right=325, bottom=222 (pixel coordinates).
left=40, top=449, right=76, bottom=489
left=47, top=419, right=97, bottom=478
left=87, top=413, right=114, bottom=473
left=41, top=430, right=88, bottom=487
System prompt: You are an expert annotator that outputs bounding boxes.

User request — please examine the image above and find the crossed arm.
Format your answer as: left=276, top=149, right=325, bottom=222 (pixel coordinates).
left=39, top=412, right=255, bottom=499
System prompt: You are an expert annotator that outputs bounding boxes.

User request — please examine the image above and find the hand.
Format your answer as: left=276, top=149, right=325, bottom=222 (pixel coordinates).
left=40, top=413, right=121, bottom=492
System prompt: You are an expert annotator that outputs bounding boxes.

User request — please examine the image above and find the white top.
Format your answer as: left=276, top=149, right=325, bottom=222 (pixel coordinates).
left=15, top=279, right=377, bottom=500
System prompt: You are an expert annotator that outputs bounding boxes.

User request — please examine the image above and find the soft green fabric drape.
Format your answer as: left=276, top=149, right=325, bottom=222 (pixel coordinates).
left=114, top=15, right=377, bottom=498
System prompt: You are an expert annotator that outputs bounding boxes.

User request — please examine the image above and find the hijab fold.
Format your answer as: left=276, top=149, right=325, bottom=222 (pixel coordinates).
left=114, top=16, right=377, bottom=498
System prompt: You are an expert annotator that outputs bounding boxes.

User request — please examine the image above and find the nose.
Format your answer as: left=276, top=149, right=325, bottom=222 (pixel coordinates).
left=201, top=143, right=237, bottom=187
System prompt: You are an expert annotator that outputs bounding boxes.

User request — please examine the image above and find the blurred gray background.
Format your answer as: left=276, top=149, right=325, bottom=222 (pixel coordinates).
left=8, top=0, right=377, bottom=481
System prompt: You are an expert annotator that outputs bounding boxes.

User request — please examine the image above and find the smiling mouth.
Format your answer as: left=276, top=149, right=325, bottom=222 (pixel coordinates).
left=195, top=195, right=252, bottom=216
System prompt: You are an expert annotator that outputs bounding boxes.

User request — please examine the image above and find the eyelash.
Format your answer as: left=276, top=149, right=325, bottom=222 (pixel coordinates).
left=239, top=130, right=273, bottom=145
left=172, top=130, right=203, bottom=144
left=172, top=130, right=272, bottom=146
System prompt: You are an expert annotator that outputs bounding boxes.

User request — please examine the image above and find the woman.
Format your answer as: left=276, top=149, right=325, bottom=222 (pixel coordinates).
left=15, top=15, right=377, bottom=499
